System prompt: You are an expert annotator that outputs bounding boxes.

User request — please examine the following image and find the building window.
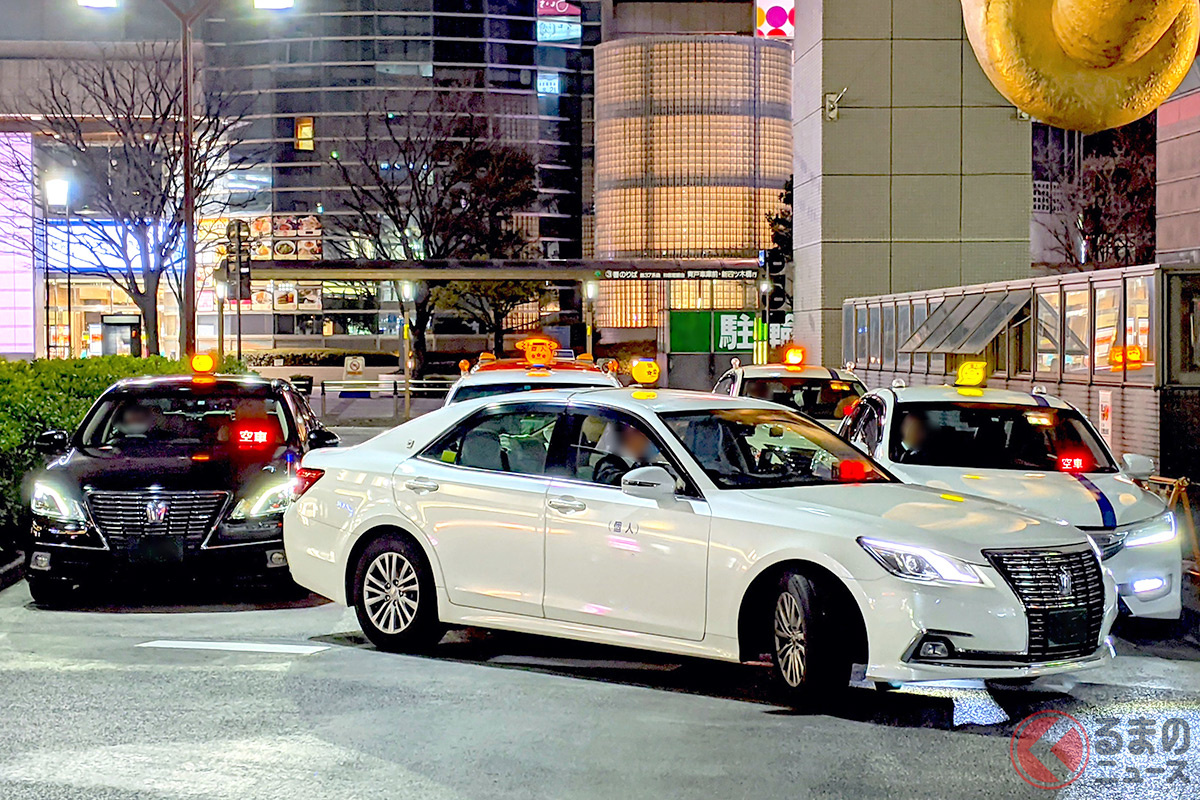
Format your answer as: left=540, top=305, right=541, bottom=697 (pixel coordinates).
left=1093, top=284, right=1122, bottom=379
left=854, top=305, right=867, bottom=367
left=896, top=302, right=911, bottom=372
left=1125, top=275, right=1155, bottom=382
left=868, top=306, right=881, bottom=368
left=1036, top=290, right=1060, bottom=378
left=912, top=300, right=928, bottom=373
left=1063, top=288, right=1090, bottom=377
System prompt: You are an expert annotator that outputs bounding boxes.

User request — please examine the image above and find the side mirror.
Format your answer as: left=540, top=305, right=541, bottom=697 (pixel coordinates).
left=307, top=428, right=340, bottom=450
left=1122, top=453, right=1155, bottom=480
left=621, top=465, right=676, bottom=501
left=34, top=430, right=69, bottom=455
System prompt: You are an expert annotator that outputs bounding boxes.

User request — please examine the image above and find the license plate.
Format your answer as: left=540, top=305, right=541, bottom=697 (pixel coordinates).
left=1045, top=608, right=1088, bottom=647
left=127, top=536, right=185, bottom=565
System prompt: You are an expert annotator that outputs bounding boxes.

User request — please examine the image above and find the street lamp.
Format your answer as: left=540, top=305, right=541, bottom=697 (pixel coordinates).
left=45, top=178, right=72, bottom=358
left=77, top=0, right=292, bottom=359
left=582, top=279, right=599, bottom=356
left=399, top=280, right=415, bottom=420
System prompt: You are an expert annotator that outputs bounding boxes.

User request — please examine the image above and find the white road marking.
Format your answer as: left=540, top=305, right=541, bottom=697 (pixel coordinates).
left=136, top=640, right=328, bottom=655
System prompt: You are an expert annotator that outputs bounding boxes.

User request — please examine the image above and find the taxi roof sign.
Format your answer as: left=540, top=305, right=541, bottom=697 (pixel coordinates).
left=190, top=353, right=216, bottom=374
left=783, top=346, right=805, bottom=366
left=953, top=361, right=989, bottom=388
left=515, top=336, right=559, bottom=366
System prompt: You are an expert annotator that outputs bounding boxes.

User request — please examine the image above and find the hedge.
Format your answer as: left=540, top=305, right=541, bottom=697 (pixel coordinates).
left=0, top=355, right=246, bottom=553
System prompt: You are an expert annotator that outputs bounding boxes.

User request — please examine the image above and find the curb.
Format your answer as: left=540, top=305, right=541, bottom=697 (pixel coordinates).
left=0, top=552, right=23, bottom=593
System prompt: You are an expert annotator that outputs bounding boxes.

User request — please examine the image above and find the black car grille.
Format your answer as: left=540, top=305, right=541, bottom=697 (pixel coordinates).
left=984, top=544, right=1106, bottom=661
left=88, top=490, right=230, bottom=552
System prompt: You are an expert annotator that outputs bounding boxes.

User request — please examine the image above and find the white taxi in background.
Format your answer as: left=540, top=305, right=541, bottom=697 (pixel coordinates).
left=713, top=347, right=866, bottom=428
left=285, top=387, right=1117, bottom=704
left=443, top=336, right=620, bottom=405
left=842, top=363, right=1180, bottom=620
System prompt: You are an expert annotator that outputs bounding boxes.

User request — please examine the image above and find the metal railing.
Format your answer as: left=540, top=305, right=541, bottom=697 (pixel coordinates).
left=319, top=378, right=456, bottom=423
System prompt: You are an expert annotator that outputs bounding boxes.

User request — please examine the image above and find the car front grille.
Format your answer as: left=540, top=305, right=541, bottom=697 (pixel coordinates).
left=984, top=544, right=1106, bottom=661
left=87, top=490, right=230, bottom=552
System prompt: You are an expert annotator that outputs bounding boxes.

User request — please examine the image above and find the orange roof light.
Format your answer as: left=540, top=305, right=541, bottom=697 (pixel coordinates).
left=783, top=346, right=805, bottom=366
left=190, top=353, right=216, bottom=374
left=516, top=336, right=559, bottom=366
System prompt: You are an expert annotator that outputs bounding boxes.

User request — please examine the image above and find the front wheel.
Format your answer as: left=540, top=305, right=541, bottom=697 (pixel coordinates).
left=352, top=534, right=442, bottom=652
left=769, top=571, right=850, bottom=707
left=26, top=575, right=80, bottom=609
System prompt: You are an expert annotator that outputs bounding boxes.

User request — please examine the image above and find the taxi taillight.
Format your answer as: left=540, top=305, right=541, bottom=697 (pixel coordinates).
left=295, top=467, right=324, bottom=496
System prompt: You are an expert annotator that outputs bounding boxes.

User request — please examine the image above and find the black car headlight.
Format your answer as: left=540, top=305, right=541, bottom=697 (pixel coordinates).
left=30, top=482, right=87, bottom=524
left=228, top=479, right=297, bottom=520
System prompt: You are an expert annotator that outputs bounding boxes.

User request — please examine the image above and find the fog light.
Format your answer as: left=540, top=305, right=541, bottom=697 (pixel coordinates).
left=29, top=552, right=51, bottom=571
left=919, top=641, right=950, bottom=659
left=267, top=550, right=287, bottom=568
left=1132, top=577, right=1166, bottom=595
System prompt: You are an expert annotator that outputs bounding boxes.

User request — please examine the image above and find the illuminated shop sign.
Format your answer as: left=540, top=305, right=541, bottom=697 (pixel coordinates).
left=0, top=132, right=34, bottom=355
left=536, top=71, right=562, bottom=94
left=537, top=19, right=581, bottom=42
left=756, top=1, right=794, bottom=38
left=538, top=0, right=581, bottom=16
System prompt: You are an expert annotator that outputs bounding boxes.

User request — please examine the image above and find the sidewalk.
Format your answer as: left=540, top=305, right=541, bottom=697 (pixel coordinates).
left=0, top=550, right=22, bottom=593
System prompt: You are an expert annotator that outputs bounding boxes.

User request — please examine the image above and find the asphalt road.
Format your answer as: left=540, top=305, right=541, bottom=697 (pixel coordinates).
left=1, top=580, right=1199, bottom=800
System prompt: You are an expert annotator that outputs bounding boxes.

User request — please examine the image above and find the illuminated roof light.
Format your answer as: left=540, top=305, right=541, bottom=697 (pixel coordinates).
left=953, top=361, right=989, bottom=388
left=515, top=336, right=559, bottom=366
left=477, top=352, right=497, bottom=364
left=190, top=353, right=216, bottom=374
left=783, top=346, right=805, bottom=366
left=576, top=353, right=594, bottom=363
left=630, top=358, right=661, bottom=385
left=458, top=359, right=471, bottom=375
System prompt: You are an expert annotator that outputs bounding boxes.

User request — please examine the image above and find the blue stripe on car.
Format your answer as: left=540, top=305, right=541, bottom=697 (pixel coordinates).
left=1071, top=473, right=1118, bottom=529
left=1030, top=393, right=1049, bottom=407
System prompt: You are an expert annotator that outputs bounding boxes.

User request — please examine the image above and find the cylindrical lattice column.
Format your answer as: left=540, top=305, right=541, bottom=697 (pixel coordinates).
left=594, top=35, right=792, bottom=259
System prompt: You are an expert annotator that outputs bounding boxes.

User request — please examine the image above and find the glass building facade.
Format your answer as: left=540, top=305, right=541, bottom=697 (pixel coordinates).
left=207, top=0, right=601, bottom=259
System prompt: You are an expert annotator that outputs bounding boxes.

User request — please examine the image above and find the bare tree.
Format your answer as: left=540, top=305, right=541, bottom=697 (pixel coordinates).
left=0, top=42, right=249, bottom=356
left=431, top=280, right=548, bottom=355
left=329, top=91, right=540, bottom=370
left=1036, top=119, right=1155, bottom=270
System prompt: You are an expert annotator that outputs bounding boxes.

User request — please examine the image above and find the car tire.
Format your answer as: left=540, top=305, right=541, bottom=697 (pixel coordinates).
left=769, top=570, right=850, bottom=707
left=352, top=534, right=442, bottom=653
left=26, top=575, right=79, bottom=609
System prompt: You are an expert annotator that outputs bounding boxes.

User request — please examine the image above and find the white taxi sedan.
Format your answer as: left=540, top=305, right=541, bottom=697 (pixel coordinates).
left=444, top=352, right=620, bottom=405
left=841, top=379, right=1180, bottom=620
left=284, top=388, right=1116, bottom=703
left=712, top=348, right=866, bottom=429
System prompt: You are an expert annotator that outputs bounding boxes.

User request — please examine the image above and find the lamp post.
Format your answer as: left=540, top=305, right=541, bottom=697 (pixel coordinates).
left=77, top=0, right=293, bottom=359
left=582, top=279, right=599, bottom=357
left=399, top=280, right=415, bottom=421
left=215, top=276, right=226, bottom=364
left=45, top=178, right=71, bottom=358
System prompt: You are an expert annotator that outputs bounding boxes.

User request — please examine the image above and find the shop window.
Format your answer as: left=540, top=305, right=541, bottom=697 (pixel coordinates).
left=1036, top=291, right=1060, bottom=377
left=881, top=305, right=895, bottom=369
left=1093, top=285, right=1122, bottom=379
left=1125, top=275, right=1155, bottom=382
left=1063, top=288, right=1090, bottom=377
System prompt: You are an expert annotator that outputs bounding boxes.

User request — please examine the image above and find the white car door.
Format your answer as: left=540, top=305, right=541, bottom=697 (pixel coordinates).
left=394, top=402, right=564, bottom=617
left=542, top=407, right=711, bottom=641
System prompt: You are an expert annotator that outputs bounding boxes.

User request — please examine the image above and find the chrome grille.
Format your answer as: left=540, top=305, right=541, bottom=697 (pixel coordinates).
left=984, top=544, right=1106, bottom=661
left=87, top=490, right=229, bottom=552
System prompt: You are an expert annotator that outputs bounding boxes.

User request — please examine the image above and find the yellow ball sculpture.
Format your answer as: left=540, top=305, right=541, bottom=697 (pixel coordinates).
left=962, top=0, right=1200, bottom=132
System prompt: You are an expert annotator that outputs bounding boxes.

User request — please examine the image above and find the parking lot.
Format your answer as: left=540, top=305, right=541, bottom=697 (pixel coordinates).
left=1, top=576, right=1199, bottom=800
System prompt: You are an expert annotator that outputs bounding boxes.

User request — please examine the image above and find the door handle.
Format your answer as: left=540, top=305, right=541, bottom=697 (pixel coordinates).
left=547, top=496, right=587, bottom=514
left=404, top=478, right=440, bottom=494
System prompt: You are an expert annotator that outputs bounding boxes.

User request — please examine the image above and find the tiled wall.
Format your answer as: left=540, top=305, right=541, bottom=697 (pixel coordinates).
left=792, top=0, right=1031, bottom=364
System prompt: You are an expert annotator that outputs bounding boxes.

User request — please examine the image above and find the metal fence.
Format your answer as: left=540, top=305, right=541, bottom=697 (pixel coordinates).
left=318, top=378, right=456, bottom=425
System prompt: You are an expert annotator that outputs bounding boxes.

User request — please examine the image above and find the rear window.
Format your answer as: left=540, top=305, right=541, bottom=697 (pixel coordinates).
left=450, top=382, right=601, bottom=403
left=740, top=376, right=865, bottom=420
left=79, top=391, right=292, bottom=448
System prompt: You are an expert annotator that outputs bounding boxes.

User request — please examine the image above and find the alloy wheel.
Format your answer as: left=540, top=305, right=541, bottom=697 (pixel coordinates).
left=363, top=551, right=420, bottom=634
left=774, top=590, right=807, bottom=688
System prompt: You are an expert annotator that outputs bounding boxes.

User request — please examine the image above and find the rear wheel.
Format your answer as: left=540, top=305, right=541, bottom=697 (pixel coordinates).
left=352, top=534, right=441, bottom=652
left=769, top=570, right=851, bottom=707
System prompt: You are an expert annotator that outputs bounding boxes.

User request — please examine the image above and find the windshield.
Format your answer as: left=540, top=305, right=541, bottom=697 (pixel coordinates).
left=889, top=402, right=1117, bottom=473
left=79, top=391, right=292, bottom=448
left=661, top=408, right=890, bottom=489
left=450, top=382, right=603, bottom=403
left=741, top=376, right=864, bottom=419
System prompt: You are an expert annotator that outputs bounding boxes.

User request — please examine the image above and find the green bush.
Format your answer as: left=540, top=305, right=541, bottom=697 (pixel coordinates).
left=243, top=349, right=401, bottom=368
left=0, top=355, right=247, bottom=552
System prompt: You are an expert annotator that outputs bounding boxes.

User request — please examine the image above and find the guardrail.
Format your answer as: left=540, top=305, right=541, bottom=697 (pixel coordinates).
left=319, top=378, right=456, bottom=423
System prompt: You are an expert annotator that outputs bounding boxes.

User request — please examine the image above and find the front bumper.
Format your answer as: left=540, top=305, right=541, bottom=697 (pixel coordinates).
left=1104, top=541, right=1183, bottom=619
left=851, top=564, right=1118, bottom=684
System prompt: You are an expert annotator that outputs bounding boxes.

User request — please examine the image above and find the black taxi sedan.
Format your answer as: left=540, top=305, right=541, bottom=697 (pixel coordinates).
left=24, top=370, right=338, bottom=605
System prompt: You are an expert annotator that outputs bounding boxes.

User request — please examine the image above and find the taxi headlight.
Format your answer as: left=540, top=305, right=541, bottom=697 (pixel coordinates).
left=858, top=537, right=984, bottom=585
left=30, top=482, right=86, bottom=523
left=229, top=480, right=296, bottom=520
left=1124, top=512, right=1177, bottom=548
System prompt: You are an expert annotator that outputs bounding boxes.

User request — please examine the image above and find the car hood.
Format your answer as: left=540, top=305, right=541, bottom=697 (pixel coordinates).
left=736, top=482, right=1087, bottom=562
left=40, top=445, right=292, bottom=495
left=885, top=464, right=1165, bottom=530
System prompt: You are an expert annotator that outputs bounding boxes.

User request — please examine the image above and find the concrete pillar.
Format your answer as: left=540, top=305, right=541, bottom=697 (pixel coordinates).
left=792, top=0, right=1032, bottom=365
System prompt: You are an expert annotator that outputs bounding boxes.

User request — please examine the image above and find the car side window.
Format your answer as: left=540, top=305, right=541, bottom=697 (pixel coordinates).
left=421, top=407, right=561, bottom=477
left=714, top=374, right=735, bottom=395
left=561, top=409, right=691, bottom=493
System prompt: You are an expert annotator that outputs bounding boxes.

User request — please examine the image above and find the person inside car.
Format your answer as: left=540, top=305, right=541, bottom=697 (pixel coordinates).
left=896, top=411, right=930, bottom=464
left=594, top=423, right=658, bottom=486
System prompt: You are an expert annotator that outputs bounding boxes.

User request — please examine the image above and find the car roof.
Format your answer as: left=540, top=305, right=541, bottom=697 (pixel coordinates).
left=730, top=364, right=861, bottom=382
left=884, top=384, right=1072, bottom=409
left=111, top=374, right=278, bottom=393
left=474, top=358, right=604, bottom=374
left=455, top=365, right=619, bottom=387
left=479, top=387, right=787, bottom=414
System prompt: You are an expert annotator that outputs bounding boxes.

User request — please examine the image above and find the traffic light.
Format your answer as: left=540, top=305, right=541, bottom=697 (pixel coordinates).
left=764, top=249, right=790, bottom=312
left=215, top=257, right=251, bottom=300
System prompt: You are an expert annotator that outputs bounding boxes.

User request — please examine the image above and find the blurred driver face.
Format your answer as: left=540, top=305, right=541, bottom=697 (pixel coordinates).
left=618, top=425, right=653, bottom=463
left=900, top=414, right=927, bottom=451
left=118, top=405, right=153, bottom=435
